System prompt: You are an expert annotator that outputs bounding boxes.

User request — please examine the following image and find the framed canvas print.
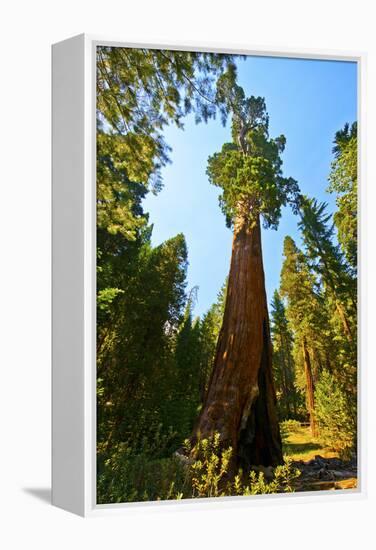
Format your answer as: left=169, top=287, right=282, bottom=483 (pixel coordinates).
left=52, top=34, right=365, bottom=516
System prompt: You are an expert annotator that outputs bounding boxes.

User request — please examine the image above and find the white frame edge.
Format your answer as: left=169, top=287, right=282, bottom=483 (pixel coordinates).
left=51, top=33, right=366, bottom=517
left=52, top=34, right=86, bottom=516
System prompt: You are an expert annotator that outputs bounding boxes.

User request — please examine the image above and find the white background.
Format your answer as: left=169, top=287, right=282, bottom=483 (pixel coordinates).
left=0, top=0, right=375, bottom=548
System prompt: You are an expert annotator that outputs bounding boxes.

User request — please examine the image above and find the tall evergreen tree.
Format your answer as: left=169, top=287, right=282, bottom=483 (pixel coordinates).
left=328, top=122, right=357, bottom=271
left=198, top=280, right=227, bottom=400
left=191, top=66, right=299, bottom=469
left=270, top=290, right=299, bottom=420
left=97, top=232, right=188, bottom=453
left=298, top=197, right=356, bottom=343
left=280, top=236, right=328, bottom=436
left=170, top=287, right=203, bottom=440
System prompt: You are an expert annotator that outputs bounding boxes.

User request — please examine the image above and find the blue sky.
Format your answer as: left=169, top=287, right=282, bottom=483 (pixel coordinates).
left=143, top=55, right=357, bottom=318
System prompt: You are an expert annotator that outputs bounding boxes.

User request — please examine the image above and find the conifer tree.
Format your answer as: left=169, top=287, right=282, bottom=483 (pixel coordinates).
left=191, top=66, right=299, bottom=468
left=328, top=122, right=357, bottom=271
left=270, top=290, right=299, bottom=420
left=298, top=197, right=356, bottom=343
left=198, top=281, right=227, bottom=399
left=171, top=287, right=203, bottom=439
left=97, top=232, right=188, bottom=452
left=280, top=236, right=327, bottom=436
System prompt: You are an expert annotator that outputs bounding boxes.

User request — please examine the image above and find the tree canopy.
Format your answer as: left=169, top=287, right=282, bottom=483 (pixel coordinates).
left=328, top=122, right=357, bottom=270
left=206, top=66, right=299, bottom=229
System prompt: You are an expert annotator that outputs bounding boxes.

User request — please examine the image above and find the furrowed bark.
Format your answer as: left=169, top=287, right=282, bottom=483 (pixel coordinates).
left=192, top=214, right=283, bottom=469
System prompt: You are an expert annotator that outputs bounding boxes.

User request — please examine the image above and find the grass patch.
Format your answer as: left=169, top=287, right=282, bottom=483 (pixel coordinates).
left=281, top=421, right=357, bottom=492
left=282, top=423, right=338, bottom=462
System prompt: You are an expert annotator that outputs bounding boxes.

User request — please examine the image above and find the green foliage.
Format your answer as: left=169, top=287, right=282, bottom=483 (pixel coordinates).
left=215, top=63, right=269, bottom=134
left=185, top=433, right=233, bottom=498
left=97, top=287, right=124, bottom=312
left=279, top=236, right=340, bottom=434
left=297, top=197, right=357, bottom=390
left=96, top=231, right=189, bottom=452
left=279, top=189, right=357, bottom=454
left=279, top=201, right=357, bottom=456
left=270, top=290, right=302, bottom=420
left=184, top=434, right=300, bottom=498
left=280, top=236, right=327, bottom=349
left=98, top=448, right=186, bottom=504
left=167, top=293, right=204, bottom=441
left=315, top=370, right=356, bottom=458
left=97, top=47, right=234, bottom=191
left=97, top=418, right=187, bottom=504
left=328, top=122, right=357, bottom=270
left=98, top=432, right=300, bottom=504
left=96, top=131, right=150, bottom=239
left=280, top=419, right=302, bottom=438
left=207, top=80, right=299, bottom=228
left=197, top=280, right=227, bottom=395
left=298, top=197, right=355, bottom=308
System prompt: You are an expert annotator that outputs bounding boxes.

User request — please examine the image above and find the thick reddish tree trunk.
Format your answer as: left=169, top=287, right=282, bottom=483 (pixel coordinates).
left=192, top=215, right=283, bottom=469
left=302, top=338, right=317, bottom=437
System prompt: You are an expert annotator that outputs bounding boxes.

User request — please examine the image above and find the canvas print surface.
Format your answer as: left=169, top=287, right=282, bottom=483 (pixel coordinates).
left=96, top=46, right=358, bottom=504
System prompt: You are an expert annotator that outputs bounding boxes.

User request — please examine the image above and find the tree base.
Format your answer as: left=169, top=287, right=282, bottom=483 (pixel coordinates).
left=238, top=320, right=283, bottom=469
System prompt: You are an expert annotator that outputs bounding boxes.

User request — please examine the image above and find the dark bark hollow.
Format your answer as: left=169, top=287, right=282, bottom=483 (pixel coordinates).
left=192, top=216, right=283, bottom=469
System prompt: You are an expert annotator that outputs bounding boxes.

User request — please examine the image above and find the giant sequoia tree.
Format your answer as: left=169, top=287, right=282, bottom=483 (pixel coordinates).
left=191, top=67, right=299, bottom=469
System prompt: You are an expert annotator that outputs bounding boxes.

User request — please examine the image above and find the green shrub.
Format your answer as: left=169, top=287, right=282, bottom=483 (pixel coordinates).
left=184, top=433, right=233, bottom=498
left=97, top=421, right=185, bottom=504
left=185, top=434, right=300, bottom=498
left=97, top=431, right=301, bottom=504
left=315, top=370, right=356, bottom=459
left=97, top=446, right=186, bottom=504
left=242, top=459, right=300, bottom=495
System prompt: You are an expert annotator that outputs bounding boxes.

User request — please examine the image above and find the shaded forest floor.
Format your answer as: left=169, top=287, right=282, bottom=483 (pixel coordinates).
left=282, top=423, right=357, bottom=492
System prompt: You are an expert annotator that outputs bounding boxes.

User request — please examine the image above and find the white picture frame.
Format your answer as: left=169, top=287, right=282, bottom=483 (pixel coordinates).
left=52, top=33, right=366, bottom=517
